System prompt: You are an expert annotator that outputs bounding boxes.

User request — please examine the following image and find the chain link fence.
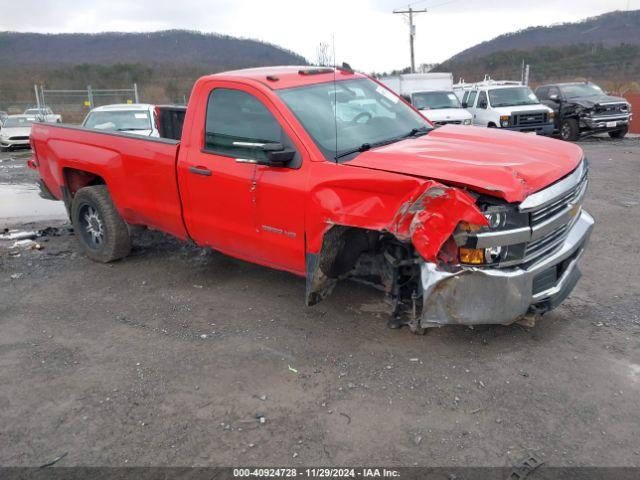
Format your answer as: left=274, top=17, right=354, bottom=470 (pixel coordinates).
left=1, top=84, right=140, bottom=124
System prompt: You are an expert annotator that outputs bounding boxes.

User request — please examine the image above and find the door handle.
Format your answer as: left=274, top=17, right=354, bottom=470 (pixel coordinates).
left=189, top=165, right=212, bottom=176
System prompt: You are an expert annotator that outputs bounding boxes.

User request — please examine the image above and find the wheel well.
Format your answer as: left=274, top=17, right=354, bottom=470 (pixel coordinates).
left=63, top=168, right=106, bottom=197
left=488, top=122, right=497, bottom=128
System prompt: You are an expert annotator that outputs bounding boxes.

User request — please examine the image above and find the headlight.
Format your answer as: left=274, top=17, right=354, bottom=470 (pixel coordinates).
left=455, top=202, right=529, bottom=266
left=499, top=115, right=510, bottom=128
left=463, top=119, right=472, bottom=125
left=548, top=111, right=555, bottom=122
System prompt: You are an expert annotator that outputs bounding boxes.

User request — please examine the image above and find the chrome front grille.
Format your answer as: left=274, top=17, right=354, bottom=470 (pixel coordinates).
left=595, top=103, right=628, bottom=116
left=522, top=164, right=588, bottom=265
left=530, top=169, right=588, bottom=227
left=514, top=111, right=547, bottom=126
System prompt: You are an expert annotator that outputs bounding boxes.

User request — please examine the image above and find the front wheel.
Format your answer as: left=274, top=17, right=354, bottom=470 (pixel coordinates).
left=608, top=127, right=628, bottom=139
left=560, top=118, right=580, bottom=141
left=71, top=185, right=131, bottom=263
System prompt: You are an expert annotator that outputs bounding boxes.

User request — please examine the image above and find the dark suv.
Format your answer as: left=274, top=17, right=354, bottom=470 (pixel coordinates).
left=535, top=82, right=632, bottom=141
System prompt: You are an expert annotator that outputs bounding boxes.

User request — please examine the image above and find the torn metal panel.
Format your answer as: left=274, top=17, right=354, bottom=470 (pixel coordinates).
left=392, top=185, right=488, bottom=262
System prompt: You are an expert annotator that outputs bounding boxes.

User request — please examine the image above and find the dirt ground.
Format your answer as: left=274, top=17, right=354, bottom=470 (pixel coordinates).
left=1, top=136, right=639, bottom=468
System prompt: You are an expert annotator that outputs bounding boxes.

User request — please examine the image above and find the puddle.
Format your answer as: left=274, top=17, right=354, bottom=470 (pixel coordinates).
left=0, top=183, right=67, bottom=225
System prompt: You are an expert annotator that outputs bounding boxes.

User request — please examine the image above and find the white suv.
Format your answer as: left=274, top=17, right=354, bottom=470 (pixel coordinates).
left=456, top=80, right=554, bottom=136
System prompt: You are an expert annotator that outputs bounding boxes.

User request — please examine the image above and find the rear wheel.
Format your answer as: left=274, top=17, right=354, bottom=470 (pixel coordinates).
left=608, top=127, right=628, bottom=139
left=560, top=118, right=580, bottom=141
left=71, top=185, right=131, bottom=263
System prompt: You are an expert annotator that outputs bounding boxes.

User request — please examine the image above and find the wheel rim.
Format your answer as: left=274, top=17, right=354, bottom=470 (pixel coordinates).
left=78, top=204, right=105, bottom=249
left=561, top=123, right=571, bottom=140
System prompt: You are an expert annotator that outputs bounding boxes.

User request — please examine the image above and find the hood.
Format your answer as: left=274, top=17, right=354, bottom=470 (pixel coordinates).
left=572, top=94, right=628, bottom=109
left=0, top=126, right=32, bottom=137
left=421, top=108, right=472, bottom=122
left=346, top=125, right=583, bottom=203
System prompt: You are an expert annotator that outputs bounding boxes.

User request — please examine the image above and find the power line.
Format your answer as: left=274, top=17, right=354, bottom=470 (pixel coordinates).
left=393, top=6, right=428, bottom=73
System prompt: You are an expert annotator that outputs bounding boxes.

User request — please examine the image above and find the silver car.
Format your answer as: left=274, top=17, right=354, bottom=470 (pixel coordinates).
left=0, top=115, right=35, bottom=151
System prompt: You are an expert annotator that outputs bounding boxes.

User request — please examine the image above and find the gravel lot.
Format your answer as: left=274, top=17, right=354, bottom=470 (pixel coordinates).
left=1, top=136, right=639, bottom=468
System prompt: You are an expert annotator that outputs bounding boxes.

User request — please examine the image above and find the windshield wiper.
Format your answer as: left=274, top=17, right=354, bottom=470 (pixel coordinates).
left=404, top=126, right=430, bottom=137
left=335, top=143, right=373, bottom=159
left=117, top=128, right=148, bottom=131
left=335, top=127, right=430, bottom=160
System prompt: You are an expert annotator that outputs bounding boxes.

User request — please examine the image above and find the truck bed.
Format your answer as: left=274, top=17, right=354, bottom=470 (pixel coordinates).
left=30, top=123, right=188, bottom=240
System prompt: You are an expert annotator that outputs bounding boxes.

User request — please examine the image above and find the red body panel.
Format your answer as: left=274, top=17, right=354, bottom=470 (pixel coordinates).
left=29, top=66, right=584, bottom=278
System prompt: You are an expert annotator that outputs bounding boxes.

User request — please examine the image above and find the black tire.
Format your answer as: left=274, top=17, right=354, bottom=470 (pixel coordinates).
left=71, top=185, right=131, bottom=263
left=608, top=127, right=628, bottom=139
left=560, top=118, right=580, bottom=141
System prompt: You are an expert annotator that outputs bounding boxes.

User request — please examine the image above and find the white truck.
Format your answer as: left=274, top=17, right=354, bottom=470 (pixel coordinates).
left=380, top=73, right=472, bottom=127
left=454, top=78, right=554, bottom=136
left=23, top=107, right=62, bottom=123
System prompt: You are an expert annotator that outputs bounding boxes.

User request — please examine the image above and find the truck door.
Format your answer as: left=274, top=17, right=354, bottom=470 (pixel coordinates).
left=464, top=91, right=478, bottom=125
left=474, top=90, right=490, bottom=126
left=178, top=85, right=306, bottom=274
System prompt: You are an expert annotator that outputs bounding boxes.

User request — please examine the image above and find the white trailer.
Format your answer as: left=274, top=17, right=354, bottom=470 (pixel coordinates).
left=380, top=73, right=472, bottom=127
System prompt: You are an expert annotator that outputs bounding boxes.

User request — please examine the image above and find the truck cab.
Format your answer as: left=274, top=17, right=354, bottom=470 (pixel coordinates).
left=457, top=80, right=554, bottom=136
left=380, top=72, right=472, bottom=127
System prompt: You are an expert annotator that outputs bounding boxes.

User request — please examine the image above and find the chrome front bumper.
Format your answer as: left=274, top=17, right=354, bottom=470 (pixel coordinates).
left=419, top=210, right=594, bottom=328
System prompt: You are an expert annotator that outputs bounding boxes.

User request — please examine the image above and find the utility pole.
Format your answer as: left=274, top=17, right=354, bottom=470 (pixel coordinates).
left=393, top=6, right=427, bottom=73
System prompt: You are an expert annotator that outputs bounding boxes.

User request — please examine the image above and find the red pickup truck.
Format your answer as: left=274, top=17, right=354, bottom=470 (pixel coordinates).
left=29, top=66, right=594, bottom=333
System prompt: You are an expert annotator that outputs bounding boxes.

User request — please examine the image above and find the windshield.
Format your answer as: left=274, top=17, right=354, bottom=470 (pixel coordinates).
left=277, top=78, right=431, bottom=161
left=560, top=83, right=604, bottom=99
left=488, top=87, right=539, bottom=107
left=84, top=110, right=152, bottom=132
left=3, top=117, right=34, bottom=128
left=412, top=91, right=461, bottom=110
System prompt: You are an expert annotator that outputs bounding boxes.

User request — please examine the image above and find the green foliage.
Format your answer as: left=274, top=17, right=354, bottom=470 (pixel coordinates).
left=434, top=43, right=640, bottom=85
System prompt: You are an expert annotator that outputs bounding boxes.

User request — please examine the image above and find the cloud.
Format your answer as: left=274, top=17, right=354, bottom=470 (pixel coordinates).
left=0, top=0, right=632, bottom=71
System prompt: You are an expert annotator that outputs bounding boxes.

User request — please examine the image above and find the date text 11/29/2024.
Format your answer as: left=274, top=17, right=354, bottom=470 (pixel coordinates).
left=233, top=468, right=400, bottom=477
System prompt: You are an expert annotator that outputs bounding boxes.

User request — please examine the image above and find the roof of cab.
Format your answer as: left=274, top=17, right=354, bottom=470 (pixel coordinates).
left=90, top=104, right=154, bottom=112
left=208, top=65, right=365, bottom=90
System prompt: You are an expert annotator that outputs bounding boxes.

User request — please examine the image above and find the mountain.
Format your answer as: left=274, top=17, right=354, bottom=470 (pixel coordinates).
left=433, top=10, right=640, bottom=88
left=0, top=30, right=307, bottom=69
left=0, top=30, right=307, bottom=117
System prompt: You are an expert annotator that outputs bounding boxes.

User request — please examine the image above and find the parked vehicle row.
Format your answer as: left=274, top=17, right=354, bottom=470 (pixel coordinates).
left=29, top=66, right=594, bottom=333
left=380, top=73, right=632, bottom=142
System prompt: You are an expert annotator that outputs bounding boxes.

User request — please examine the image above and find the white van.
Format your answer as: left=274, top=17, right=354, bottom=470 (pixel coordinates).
left=380, top=73, right=472, bottom=127
left=455, top=79, right=554, bottom=135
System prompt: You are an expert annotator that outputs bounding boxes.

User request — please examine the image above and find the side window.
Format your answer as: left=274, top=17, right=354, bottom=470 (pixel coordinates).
left=467, top=91, right=477, bottom=107
left=476, top=91, right=487, bottom=109
left=536, top=87, right=549, bottom=100
left=205, top=88, right=284, bottom=161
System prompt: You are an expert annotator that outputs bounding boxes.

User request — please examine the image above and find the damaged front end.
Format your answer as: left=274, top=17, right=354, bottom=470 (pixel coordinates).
left=420, top=159, right=593, bottom=328
left=306, top=159, right=594, bottom=332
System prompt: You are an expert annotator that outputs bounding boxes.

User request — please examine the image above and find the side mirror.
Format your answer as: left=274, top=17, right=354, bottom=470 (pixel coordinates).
left=234, top=142, right=295, bottom=167
left=549, top=94, right=560, bottom=102
left=265, top=146, right=296, bottom=166
left=461, top=102, right=468, bottom=108
left=478, top=101, right=487, bottom=109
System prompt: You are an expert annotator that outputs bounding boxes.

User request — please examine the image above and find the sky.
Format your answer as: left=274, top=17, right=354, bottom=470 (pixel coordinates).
left=0, top=0, right=635, bottom=72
